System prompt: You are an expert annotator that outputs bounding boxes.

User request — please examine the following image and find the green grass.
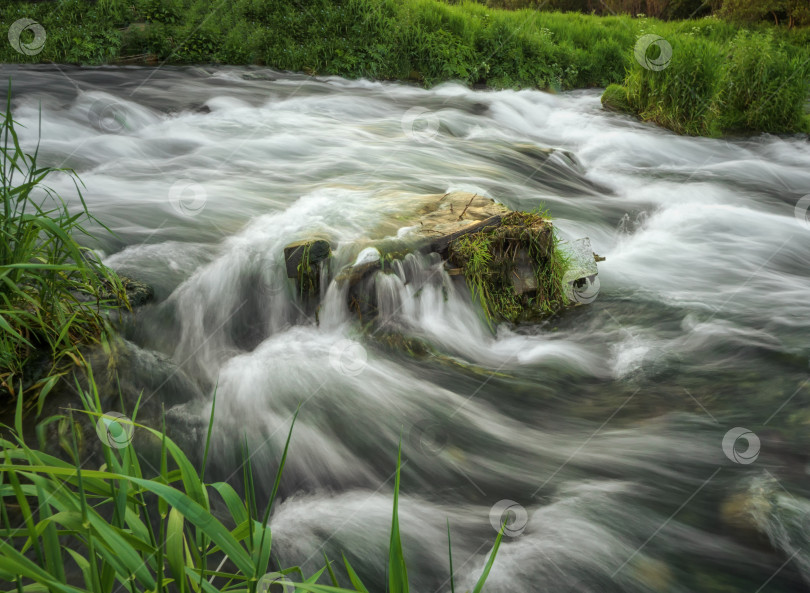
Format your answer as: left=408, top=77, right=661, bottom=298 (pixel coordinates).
left=0, top=370, right=504, bottom=592
left=622, top=28, right=810, bottom=135
left=1, top=0, right=809, bottom=135
left=600, top=83, right=633, bottom=113
left=448, top=210, right=569, bottom=325
left=0, top=95, right=126, bottom=397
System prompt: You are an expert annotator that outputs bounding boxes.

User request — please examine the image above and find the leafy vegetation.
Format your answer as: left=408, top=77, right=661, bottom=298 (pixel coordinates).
left=0, top=371, right=504, bottom=592
left=452, top=0, right=810, bottom=25
left=2, top=0, right=808, bottom=136
left=448, top=210, right=569, bottom=324
left=600, top=83, right=634, bottom=113
left=0, top=96, right=125, bottom=396
left=622, top=29, right=810, bottom=135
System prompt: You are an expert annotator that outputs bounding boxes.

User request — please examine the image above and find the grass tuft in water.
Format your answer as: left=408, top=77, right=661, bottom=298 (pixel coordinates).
left=0, top=93, right=126, bottom=396
left=448, top=209, right=569, bottom=325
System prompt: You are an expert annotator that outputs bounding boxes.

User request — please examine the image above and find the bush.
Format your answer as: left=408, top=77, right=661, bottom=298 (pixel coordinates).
left=621, top=28, right=810, bottom=135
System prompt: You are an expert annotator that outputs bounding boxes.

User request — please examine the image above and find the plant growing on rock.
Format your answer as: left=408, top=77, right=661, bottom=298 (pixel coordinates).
left=448, top=210, right=569, bottom=325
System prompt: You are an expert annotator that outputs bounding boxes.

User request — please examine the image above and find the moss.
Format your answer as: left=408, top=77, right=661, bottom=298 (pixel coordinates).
left=601, top=84, right=635, bottom=115
left=447, top=210, right=569, bottom=325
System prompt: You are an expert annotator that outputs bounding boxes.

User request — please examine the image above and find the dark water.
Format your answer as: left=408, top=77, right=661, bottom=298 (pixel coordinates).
left=3, top=64, right=810, bottom=592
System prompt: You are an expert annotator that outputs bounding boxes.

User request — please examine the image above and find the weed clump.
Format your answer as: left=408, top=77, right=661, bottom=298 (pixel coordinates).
left=0, top=99, right=126, bottom=390
left=447, top=210, right=569, bottom=324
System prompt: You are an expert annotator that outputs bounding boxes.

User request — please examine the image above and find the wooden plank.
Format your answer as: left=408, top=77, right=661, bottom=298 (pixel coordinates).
left=422, top=214, right=504, bottom=257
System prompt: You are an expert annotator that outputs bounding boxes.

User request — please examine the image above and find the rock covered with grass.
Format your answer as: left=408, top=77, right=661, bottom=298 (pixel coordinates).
left=328, top=191, right=588, bottom=326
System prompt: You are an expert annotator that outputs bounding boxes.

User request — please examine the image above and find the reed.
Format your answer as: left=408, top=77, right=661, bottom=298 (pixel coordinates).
left=0, top=94, right=125, bottom=398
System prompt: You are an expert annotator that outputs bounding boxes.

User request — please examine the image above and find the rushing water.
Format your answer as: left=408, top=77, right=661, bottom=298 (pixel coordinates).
left=4, top=64, right=810, bottom=592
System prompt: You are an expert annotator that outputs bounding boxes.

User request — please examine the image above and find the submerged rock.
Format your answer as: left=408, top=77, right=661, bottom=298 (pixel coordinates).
left=99, top=275, right=154, bottom=308
left=121, top=276, right=155, bottom=307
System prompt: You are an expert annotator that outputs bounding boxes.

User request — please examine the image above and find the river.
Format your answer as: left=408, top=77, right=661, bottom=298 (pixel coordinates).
left=3, top=64, right=810, bottom=592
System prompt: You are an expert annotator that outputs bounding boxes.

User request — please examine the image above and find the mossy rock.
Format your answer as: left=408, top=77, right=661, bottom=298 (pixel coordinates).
left=99, top=275, right=154, bottom=308
left=601, top=84, right=635, bottom=115
left=447, top=211, right=568, bottom=324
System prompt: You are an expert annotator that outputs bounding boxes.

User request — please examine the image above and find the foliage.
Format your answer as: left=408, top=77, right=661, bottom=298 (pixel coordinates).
left=448, top=210, right=569, bottom=325
left=0, top=372, right=504, bottom=592
left=601, top=83, right=634, bottom=113
left=718, top=0, right=810, bottom=27
left=2, top=0, right=808, bottom=135
left=716, top=30, right=810, bottom=133
left=623, top=34, right=724, bottom=135
left=0, top=97, right=126, bottom=392
left=620, top=29, right=810, bottom=135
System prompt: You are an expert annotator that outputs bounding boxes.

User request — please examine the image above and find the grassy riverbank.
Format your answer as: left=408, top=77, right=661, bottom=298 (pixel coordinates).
left=1, top=0, right=809, bottom=136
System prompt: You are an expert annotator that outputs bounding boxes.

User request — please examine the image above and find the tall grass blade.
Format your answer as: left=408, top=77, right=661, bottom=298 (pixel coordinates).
left=388, top=438, right=408, bottom=593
